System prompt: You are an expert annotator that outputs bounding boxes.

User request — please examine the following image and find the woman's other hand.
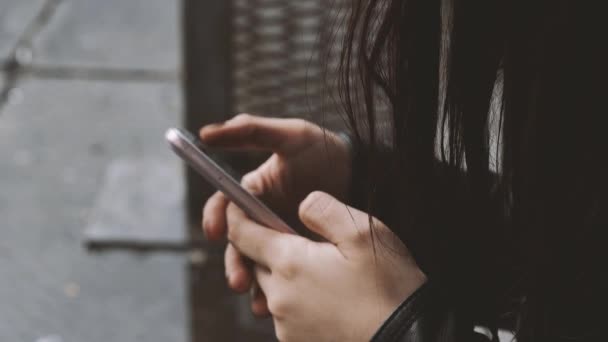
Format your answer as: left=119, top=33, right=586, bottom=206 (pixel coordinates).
left=227, top=191, right=426, bottom=341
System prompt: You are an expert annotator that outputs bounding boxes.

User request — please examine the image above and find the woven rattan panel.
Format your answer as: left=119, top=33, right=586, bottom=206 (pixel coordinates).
left=232, top=0, right=348, bottom=130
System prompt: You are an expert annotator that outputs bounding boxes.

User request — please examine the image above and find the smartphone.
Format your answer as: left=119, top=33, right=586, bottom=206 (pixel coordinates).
left=165, top=128, right=296, bottom=234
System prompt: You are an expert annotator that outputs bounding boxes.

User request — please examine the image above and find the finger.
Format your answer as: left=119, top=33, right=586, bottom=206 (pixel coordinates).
left=240, top=171, right=264, bottom=195
left=226, top=203, right=284, bottom=268
left=252, top=266, right=272, bottom=316
left=199, top=114, right=314, bottom=153
left=298, top=191, right=372, bottom=246
left=250, top=277, right=271, bottom=317
left=241, top=159, right=286, bottom=209
left=224, top=243, right=252, bottom=293
left=202, top=191, right=229, bottom=241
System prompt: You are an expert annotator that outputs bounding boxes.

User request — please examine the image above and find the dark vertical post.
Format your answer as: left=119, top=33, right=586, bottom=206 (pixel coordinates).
left=182, top=1, right=235, bottom=341
left=182, top=0, right=233, bottom=233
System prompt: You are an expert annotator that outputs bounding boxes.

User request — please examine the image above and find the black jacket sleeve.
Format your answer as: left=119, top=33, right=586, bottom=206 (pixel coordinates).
left=371, top=282, right=490, bottom=342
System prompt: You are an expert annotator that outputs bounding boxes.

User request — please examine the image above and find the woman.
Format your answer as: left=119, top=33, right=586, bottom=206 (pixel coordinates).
left=200, top=0, right=606, bottom=341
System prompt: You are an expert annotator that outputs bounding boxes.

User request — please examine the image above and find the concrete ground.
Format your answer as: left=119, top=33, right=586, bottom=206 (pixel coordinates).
left=1, top=1, right=188, bottom=341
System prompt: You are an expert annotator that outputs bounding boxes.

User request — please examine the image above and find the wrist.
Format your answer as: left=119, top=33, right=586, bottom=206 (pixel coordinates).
left=370, top=281, right=434, bottom=341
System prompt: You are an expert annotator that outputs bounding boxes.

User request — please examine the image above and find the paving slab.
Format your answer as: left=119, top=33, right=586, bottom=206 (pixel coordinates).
left=0, top=0, right=46, bottom=61
left=0, top=77, right=187, bottom=341
left=84, top=158, right=186, bottom=248
left=0, top=76, right=186, bottom=245
left=32, top=0, right=180, bottom=71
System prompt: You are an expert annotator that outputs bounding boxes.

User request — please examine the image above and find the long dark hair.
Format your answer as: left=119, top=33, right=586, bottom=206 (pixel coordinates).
left=336, top=0, right=606, bottom=340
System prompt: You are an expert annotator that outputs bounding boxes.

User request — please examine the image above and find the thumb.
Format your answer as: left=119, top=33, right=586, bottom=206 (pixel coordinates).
left=298, top=191, right=371, bottom=246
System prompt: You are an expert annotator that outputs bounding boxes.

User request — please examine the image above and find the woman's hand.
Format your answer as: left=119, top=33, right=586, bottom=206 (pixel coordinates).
left=227, top=191, right=426, bottom=341
left=199, top=114, right=352, bottom=312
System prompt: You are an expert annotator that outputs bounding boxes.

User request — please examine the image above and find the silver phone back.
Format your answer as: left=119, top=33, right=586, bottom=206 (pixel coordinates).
left=165, top=128, right=295, bottom=234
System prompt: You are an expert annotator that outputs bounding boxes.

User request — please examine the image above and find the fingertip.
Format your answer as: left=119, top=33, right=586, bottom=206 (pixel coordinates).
left=251, top=295, right=270, bottom=317
left=229, top=268, right=252, bottom=293
left=202, top=192, right=228, bottom=240
left=230, top=113, right=253, bottom=124
left=201, top=216, right=221, bottom=241
left=199, top=124, right=221, bottom=141
left=251, top=303, right=269, bottom=317
left=198, top=126, right=208, bottom=138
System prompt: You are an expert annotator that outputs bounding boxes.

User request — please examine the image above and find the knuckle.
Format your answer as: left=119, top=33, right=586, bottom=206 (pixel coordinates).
left=267, top=293, right=290, bottom=318
left=293, top=118, right=308, bottom=130
left=233, top=113, right=257, bottom=128
left=226, top=220, right=241, bottom=243
left=233, top=113, right=252, bottom=122
left=277, top=260, right=298, bottom=281
left=274, top=244, right=299, bottom=280
left=293, top=118, right=315, bottom=138
left=351, top=225, right=372, bottom=245
left=351, top=217, right=384, bottom=245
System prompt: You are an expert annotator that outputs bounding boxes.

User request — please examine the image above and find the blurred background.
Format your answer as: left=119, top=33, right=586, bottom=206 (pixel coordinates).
left=0, top=0, right=345, bottom=341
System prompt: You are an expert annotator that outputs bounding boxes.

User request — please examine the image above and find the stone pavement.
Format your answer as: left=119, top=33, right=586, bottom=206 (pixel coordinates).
left=0, top=0, right=188, bottom=341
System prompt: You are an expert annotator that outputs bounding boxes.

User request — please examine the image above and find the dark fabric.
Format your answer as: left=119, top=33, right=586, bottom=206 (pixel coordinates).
left=371, top=282, right=490, bottom=342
